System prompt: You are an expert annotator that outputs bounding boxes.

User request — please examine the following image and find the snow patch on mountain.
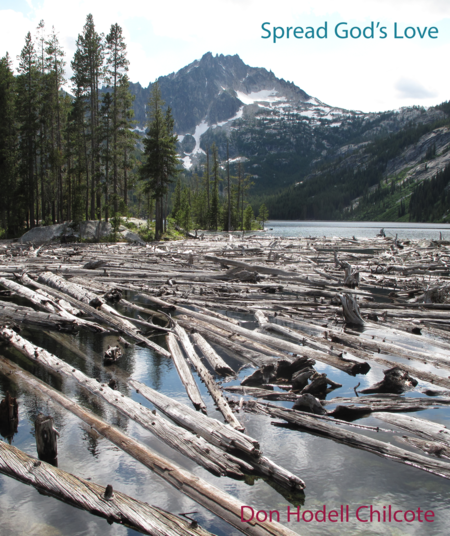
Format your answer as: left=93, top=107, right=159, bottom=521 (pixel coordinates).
left=236, top=89, right=286, bottom=105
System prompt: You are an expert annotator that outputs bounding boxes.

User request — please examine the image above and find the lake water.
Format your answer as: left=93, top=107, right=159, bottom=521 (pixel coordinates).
left=1, top=225, right=450, bottom=535
left=264, top=220, right=450, bottom=240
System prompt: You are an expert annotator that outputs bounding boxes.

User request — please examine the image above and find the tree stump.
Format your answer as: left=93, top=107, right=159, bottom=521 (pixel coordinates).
left=0, top=391, right=19, bottom=441
left=35, top=413, right=58, bottom=464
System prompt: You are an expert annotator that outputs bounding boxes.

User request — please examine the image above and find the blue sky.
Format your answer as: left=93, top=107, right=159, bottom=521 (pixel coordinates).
left=1, top=0, right=449, bottom=112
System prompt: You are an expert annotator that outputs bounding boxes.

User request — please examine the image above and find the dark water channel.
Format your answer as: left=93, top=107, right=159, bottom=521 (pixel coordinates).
left=2, top=239, right=450, bottom=533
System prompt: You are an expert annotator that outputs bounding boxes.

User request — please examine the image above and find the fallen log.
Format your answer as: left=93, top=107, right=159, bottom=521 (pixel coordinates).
left=166, top=332, right=207, bottom=414
left=173, top=324, right=243, bottom=430
left=252, top=402, right=450, bottom=480
left=361, top=367, right=418, bottom=394
left=0, top=327, right=247, bottom=478
left=191, top=332, right=235, bottom=376
left=25, top=279, right=171, bottom=358
left=254, top=310, right=370, bottom=376
left=0, top=441, right=214, bottom=536
left=373, top=412, right=450, bottom=446
left=0, top=300, right=80, bottom=333
left=140, top=295, right=371, bottom=376
left=0, top=357, right=298, bottom=536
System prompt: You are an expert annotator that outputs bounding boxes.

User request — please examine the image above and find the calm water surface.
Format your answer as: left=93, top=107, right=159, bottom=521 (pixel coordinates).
left=1, top=223, right=450, bottom=535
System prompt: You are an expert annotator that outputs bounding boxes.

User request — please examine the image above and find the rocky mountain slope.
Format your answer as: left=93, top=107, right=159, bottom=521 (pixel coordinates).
left=129, top=53, right=450, bottom=221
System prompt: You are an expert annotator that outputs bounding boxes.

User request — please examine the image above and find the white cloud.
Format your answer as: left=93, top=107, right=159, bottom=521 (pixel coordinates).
left=395, top=77, right=438, bottom=99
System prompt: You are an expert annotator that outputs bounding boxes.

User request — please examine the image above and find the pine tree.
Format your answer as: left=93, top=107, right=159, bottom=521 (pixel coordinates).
left=140, top=82, right=178, bottom=240
left=16, top=31, right=39, bottom=229
left=105, top=23, right=129, bottom=214
left=243, top=205, right=254, bottom=231
left=71, top=14, right=104, bottom=220
left=0, top=54, right=19, bottom=236
left=257, top=203, right=269, bottom=229
left=209, top=143, right=220, bottom=230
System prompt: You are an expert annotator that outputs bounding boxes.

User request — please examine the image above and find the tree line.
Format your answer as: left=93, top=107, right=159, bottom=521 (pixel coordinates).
left=0, top=15, right=139, bottom=238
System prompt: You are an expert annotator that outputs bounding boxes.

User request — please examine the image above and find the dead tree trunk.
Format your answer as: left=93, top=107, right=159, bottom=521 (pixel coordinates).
left=35, top=413, right=58, bottom=464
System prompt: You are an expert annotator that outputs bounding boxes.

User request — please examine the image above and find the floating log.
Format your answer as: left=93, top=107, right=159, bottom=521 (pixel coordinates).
left=0, top=357, right=298, bottom=536
left=142, top=295, right=370, bottom=376
left=0, top=327, right=248, bottom=478
left=129, top=379, right=305, bottom=492
left=191, top=332, right=235, bottom=376
left=25, top=279, right=171, bottom=358
left=173, top=324, right=243, bottom=430
left=0, top=441, right=215, bottom=536
left=251, top=402, right=450, bottom=480
left=166, top=332, right=207, bottom=414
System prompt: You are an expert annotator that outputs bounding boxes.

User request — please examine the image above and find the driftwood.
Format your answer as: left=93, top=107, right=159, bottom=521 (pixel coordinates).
left=0, top=300, right=81, bottom=332
left=173, top=323, right=243, bottom=429
left=292, top=393, right=327, bottom=415
left=0, top=441, right=215, bottom=536
left=191, top=332, right=235, bottom=376
left=0, top=327, right=248, bottom=478
left=250, top=402, right=450, bottom=480
left=25, top=278, right=171, bottom=358
left=143, top=295, right=370, bottom=375
left=128, top=379, right=305, bottom=492
left=166, top=332, right=207, bottom=413
left=0, top=357, right=297, bottom=536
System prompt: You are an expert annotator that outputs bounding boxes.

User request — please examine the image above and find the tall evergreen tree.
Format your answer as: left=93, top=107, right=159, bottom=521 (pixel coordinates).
left=105, top=22, right=129, bottom=213
left=16, top=31, right=39, bottom=228
left=0, top=54, right=19, bottom=236
left=140, top=82, right=178, bottom=240
left=71, top=14, right=104, bottom=220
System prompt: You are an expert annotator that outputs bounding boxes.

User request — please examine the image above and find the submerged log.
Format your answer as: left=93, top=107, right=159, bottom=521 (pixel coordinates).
left=0, top=391, right=19, bottom=440
left=104, top=345, right=122, bottom=365
left=35, top=413, right=58, bottom=463
left=0, top=441, right=215, bottom=536
left=0, top=357, right=298, bottom=536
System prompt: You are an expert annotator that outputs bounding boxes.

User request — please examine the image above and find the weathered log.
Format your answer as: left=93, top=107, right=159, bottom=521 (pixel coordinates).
left=0, top=357, right=298, bottom=536
left=26, top=279, right=171, bottom=358
left=35, top=413, right=58, bottom=463
left=0, top=441, right=215, bottom=536
left=0, top=300, right=80, bottom=332
left=142, top=295, right=370, bottom=376
left=173, top=324, right=243, bottom=429
left=373, top=412, right=450, bottom=447
left=254, top=310, right=370, bottom=375
left=166, top=332, right=207, bottom=414
left=129, top=379, right=258, bottom=457
left=253, top=402, right=450, bottom=480
left=191, top=332, right=235, bottom=376
left=339, top=293, right=365, bottom=326
left=0, top=391, right=19, bottom=440
left=0, top=327, right=247, bottom=478
left=0, top=277, right=109, bottom=333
